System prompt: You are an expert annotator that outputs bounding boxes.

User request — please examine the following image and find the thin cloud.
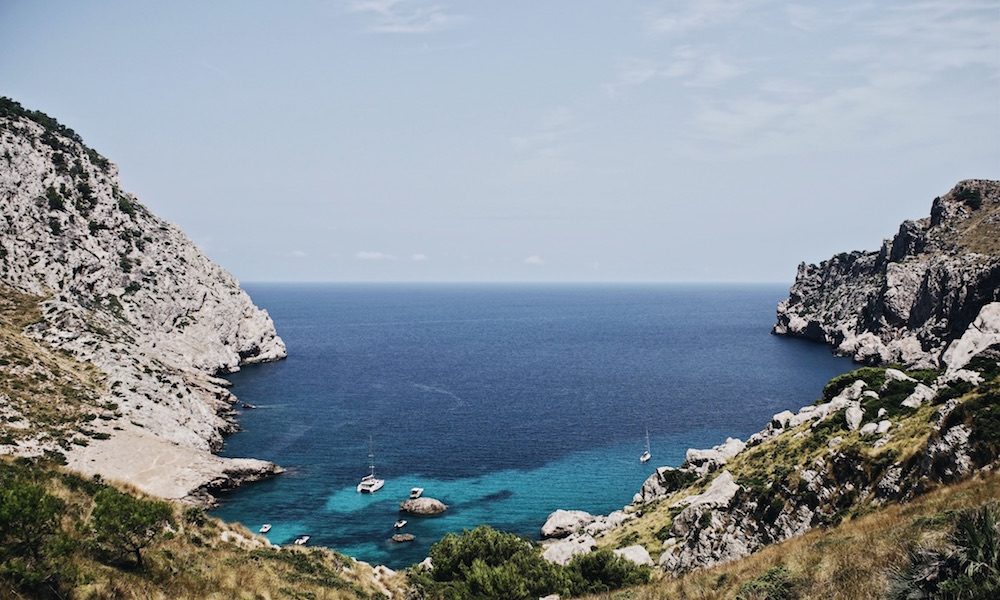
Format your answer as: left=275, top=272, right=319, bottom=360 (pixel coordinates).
left=356, top=251, right=398, bottom=260
left=510, top=106, right=581, bottom=173
left=645, top=0, right=752, bottom=34
left=523, top=255, right=544, bottom=265
left=348, top=0, right=463, bottom=34
left=604, top=48, right=740, bottom=97
left=410, top=253, right=428, bottom=261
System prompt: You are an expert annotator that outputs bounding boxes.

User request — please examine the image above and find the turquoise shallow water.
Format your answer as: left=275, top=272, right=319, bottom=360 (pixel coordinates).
left=211, top=284, right=852, bottom=568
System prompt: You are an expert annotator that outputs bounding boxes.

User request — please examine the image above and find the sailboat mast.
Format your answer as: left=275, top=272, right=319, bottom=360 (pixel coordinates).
left=368, top=435, right=375, bottom=476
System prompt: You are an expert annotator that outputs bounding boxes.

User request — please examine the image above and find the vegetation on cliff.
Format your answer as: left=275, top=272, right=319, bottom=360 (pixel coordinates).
left=0, top=457, right=404, bottom=599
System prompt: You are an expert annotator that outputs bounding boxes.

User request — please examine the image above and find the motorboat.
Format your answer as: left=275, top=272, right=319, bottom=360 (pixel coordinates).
left=259, top=523, right=272, bottom=534
left=409, top=487, right=424, bottom=499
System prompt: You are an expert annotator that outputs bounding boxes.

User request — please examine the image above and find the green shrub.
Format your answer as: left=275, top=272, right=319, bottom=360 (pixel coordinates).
left=89, top=488, right=173, bottom=568
left=566, top=548, right=651, bottom=594
left=891, top=502, right=1000, bottom=599
left=736, top=565, right=797, bottom=600
left=954, top=186, right=983, bottom=210
left=411, top=525, right=648, bottom=600
left=822, top=368, right=886, bottom=401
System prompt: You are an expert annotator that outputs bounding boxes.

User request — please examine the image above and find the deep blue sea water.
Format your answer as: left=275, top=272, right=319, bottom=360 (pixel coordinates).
left=210, top=284, right=851, bottom=568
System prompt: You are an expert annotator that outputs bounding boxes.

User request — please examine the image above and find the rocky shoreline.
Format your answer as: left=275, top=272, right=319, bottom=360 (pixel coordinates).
left=774, top=179, right=1000, bottom=367
left=0, top=99, right=287, bottom=504
left=536, top=179, right=1000, bottom=575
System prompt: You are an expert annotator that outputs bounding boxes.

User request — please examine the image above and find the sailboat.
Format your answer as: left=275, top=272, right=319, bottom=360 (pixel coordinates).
left=639, top=428, right=651, bottom=463
left=357, top=435, right=385, bottom=493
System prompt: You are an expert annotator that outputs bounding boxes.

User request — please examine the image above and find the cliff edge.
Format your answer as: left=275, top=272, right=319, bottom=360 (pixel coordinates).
left=0, top=98, right=286, bottom=502
left=774, top=179, right=1000, bottom=368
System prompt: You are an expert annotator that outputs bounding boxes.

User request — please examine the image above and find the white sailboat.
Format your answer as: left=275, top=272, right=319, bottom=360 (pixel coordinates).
left=639, top=428, right=651, bottom=463
left=357, top=435, right=385, bottom=493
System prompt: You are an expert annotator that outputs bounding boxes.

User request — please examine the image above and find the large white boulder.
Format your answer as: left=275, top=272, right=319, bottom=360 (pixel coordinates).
left=613, top=545, right=653, bottom=566
left=942, top=303, right=1000, bottom=371
left=541, top=510, right=595, bottom=539
left=684, top=438, right=746, bottom=475
left=902, top=384, right=936, bottom=409
left=541, top=534, right=596, bottom=565
left=845, top=405, right=864, bottom=431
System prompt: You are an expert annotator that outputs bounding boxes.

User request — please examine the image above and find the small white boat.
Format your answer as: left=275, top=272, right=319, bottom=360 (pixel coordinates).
left=394, top=519, right=408, bottom=529
left=293, top=535, right=310, bottom=546
left=639, top=428, right=652, bottom=463
left=409, top=487, right=424, bottom=499
left=357, top=435, right=385, bottom=493
left=259, top=523, right=272, bottom=534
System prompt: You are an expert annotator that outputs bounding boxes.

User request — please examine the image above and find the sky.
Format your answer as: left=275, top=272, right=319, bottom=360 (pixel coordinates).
left=1, top=0, right=998, bottom=283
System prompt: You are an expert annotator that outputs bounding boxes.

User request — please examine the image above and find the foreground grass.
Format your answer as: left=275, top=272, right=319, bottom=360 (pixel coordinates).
left=0, top=457, right=407, bottom=599
left=576, top=469, right=1000, bottom=599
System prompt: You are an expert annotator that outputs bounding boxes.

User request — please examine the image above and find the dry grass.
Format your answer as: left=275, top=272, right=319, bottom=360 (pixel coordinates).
left=0, top=284, right=105, bottom=448
left=575, top=469, right=1000, bottom=600
left=2, top=457, right=409, bottom=599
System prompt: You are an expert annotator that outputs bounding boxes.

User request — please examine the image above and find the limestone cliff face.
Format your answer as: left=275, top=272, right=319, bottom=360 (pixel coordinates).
left=774, top=180, right=1000, bottom=367
left=0, top=98, right=285, bottom=499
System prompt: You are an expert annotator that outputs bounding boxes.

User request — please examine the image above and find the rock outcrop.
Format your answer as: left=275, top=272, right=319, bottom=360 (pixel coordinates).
left=774, top=180, right=1000, bottom=368
left=541, top=180, right=1000, bottom=576
left=399, top=497, right=448, bottom=516
left=0, top=97, right=286, bottom=502
left=541, top=510, right=595, bottom=539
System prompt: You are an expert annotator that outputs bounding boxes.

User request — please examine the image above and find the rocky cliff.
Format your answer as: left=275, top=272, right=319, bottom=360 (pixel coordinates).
left=773, top=179, right=1000, bottom=367
left=0, top=98, right=286, bottom=502
left=538, top=181, right=1000, bottom=577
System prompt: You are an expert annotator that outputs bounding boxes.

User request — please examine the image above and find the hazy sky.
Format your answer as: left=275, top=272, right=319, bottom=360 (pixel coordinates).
left=1, top=1, right=998, bottom=282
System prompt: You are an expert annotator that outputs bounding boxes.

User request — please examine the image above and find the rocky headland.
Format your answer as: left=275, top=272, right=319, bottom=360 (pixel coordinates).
left=0, top=98, right=287, bottom=503
left=774, top=179, right=1000, bottom=367
left=538, top=180, right=1000, bottom=580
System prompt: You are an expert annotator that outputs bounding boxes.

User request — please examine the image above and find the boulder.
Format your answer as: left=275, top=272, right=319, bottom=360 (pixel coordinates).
left=541, top=510, right=595, bottom=539
left=670, top=471, right=739, bottom=537
left=942, top=303, right=1000, bottom=371
left=391, top=533, right=415, bottom=543
left=584, top=510, right=632, bottom=536
left=860, top=422, right=878, bottom=437
left=399, top=497, right=447, bottom=516
left=771, top=410, right=795, bottom=429
left=877, top=420, right=892, bottom=435
left=613, top=545, right=653, bottom=566
left=845, top=405, right=864, bottom=431
left=883, top=369, right=916, bottom=387
left=902, top=384, right=935, bottom=409
left=541, top=534, right=595, bottom=565
left=684, top=438, right=746, bottom=475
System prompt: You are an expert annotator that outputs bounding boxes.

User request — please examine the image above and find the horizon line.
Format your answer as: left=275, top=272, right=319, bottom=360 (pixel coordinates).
left=239, top=280, right=792, bottom=286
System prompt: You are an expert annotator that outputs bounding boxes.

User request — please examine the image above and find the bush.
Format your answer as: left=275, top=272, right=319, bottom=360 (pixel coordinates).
left=0, top=476, right=72, bottom=596
left=891, top=502, right=1000, bottom=599
left=412, top=526, right=649, bottom=599
left=566, top=548, right=651, bottom=594
left=822, top=368, right=886, bottom=401
left=737, top=565, right=797, bottom=600
left=955, top=186, right=983, bottom=210
left=89, top=488, right=173, bottom=568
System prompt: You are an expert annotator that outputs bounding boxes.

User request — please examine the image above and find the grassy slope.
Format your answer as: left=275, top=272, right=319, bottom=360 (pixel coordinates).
left=598, top=367, right=952, bottom=558
left=578, top=469, right=1000, bottom=600
left=0, top=284, right=106, bottom=452
left=0, top=287, right=408, bottom=599
left=1, top=457, right=408, bottom=600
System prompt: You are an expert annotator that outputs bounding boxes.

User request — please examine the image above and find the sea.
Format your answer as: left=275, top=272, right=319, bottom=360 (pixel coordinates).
left=210, top=283, right=852, bottom=568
